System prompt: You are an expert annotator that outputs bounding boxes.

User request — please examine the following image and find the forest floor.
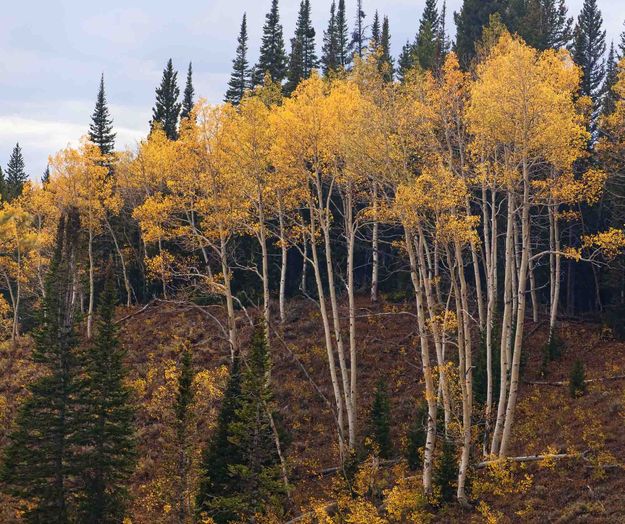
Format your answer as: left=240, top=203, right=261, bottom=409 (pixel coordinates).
left=2, top=295, right=625, bottom=523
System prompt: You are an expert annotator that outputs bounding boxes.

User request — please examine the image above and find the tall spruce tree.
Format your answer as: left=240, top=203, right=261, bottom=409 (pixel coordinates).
left=181, top=62, right=195, bottom=120
left=602, top=43, right=619, bottom=117
left=88, top=75, right=116, bottom=156
left=5, top=142, right=28, bottom=201
left=197, top=325, right=285, bottom=523
left=370, top=11, right=381, bottom=48
left=253, top=0, right=288, bottom=86
left=1, top=209, right=84, bottom=522
left=151, top=59, right=181, bottom=140
left=322, top=1, right=340, bottom=76
left=454, top=0, right=508, bottom=69
left=350, top=0, right=367, bottom=59
left=416, top=0, right=441, bottom=71
left=77, top=271, right=136, bottom=523
left=620, top=22, right=625, bottom=58
left=571, top=0, right=606, bottom=105
left=225, top=14, right=252, bottom=105
left=285, top=0, right=319, bottom=94
left=336, top=0, right=351, bottom=69
left=380, top=16, right=394, bottom=82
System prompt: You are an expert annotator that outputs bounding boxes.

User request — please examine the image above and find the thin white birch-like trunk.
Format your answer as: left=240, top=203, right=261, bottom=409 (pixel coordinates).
left=500, top=160, right=532, bottom=457
left=370, top=183, right=379, bottom=303
left=278, top=204, right=288, bottom=324
left=105, top=217, right=133, bottom=307
left=219, top=232, right=238, bottom=361
left=307, top=199, right=347, bottom=454
left=490, top=192, right=515, bottom=455
left=314, top=173, right=355, bottom=450
left=405, top=229, right=437, bottom=495
left=87, top=228, right=94, bottom=340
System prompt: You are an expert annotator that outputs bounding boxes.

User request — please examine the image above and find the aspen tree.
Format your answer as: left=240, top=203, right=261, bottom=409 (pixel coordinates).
left=47, top=140, right=120, bottom=339
left=467, top=35, right=588, bottom=456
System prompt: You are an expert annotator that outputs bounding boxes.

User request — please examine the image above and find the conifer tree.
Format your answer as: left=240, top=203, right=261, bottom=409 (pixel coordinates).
left=336, top=0, right=351, bottom=69
left=437, top=0, right=450, bottom=64
left=5, top=142, right=28, bottom=201
left=196, top=358, right=243, bottom=523
left=368, top=380, right=392, bottom=459
left=370, top=11, right=380, bottom=48
left=151, top=59, right=181, bottom=140
left=602, top=43, right=619, bottom=117
left=416, top=0, right=440, bottom=71
left=620, top=22, right=625, bottom=58
left=398, top=40, right=418, bottom=82
left=42, top=165, right=50, bottom=186
left=78, top=271, right=136, bottom=523
left=321, top=1, right=339, bottom=76
left=406, top=401, right=428, bottom=470
left=88, top=75, right=116, bottom=156
left=253, top=0, right=288, bottom=86
left=380, top=16, right=394, bottom=82
left=453, top=0, right=507, bottom=69
left=181, top=62, right=195, bottom=120
left=0, top=166, right=6, bottom=200
left=434, top=439, right=458, bottom=503
left=286, top=0, right=318, bottom=94
left=515, top=0, right=572, bottom=50
left=1, top=209, right=84, bottom=522
left=225, top=14, right=252, bottom=105
left=350, top=0, right=367, bottom=59
left=174, top=345, right=195, bottom=523
left=571, top=0, right=606, bottom=124
left=197, top=324, right=285, bottom=523
left=569, top=359, right=587, bottom=398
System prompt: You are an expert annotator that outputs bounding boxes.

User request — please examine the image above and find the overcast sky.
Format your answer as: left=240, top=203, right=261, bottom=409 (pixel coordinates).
left=1, top=0, right=623, bottom=177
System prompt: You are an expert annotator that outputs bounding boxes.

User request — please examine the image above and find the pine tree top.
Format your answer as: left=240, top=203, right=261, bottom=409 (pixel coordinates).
left=181, top=62, right=195, bottom=120
left=225, top=13, right=252, bottom=105
left=371, top=11, right=381, bottom=48
left=89, top=74, right=116, bottom=155
left=151, top=59, right=181, bottom=140
left=5, top=142, right=27, bottom=202
left=254, top=0, right=288, bottom=86
left=572, top=0, right=606, bottom=99
left=321, top=1, right=339, bottom=76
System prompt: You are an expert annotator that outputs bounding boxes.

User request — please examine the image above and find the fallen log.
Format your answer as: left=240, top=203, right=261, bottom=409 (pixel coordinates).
left=525, top=374, right=625, bottom=387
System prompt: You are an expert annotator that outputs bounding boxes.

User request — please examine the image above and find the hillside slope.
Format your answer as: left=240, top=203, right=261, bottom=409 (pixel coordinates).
left=1, top=297, right=624, bottom=522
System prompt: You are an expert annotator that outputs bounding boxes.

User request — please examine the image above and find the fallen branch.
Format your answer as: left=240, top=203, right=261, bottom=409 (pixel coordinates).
left=525, top=375, right=625, bottom=387
left=114, top=299, right=155, bottom=325
left=476, top=453, right=575, bottom=469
